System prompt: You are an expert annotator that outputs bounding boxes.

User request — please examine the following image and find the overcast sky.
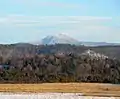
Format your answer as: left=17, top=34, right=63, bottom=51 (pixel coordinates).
left=0, top=0, right=120, bottom=44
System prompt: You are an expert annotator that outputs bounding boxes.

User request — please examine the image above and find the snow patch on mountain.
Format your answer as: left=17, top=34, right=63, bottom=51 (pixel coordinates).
left=41, top=33, right=80, bottom=45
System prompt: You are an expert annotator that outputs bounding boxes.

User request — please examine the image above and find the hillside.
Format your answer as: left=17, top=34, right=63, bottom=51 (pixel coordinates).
left=1, top=44, right=120, bottom=59
left=0, top=44, right=120, bottom=83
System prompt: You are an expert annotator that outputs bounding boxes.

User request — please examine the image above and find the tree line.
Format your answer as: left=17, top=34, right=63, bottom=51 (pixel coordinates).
left=0, top=52, right=120, bottom=84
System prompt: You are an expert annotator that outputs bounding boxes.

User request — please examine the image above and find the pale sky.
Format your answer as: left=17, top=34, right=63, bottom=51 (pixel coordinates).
left=0, top=0, right=120, bottom=44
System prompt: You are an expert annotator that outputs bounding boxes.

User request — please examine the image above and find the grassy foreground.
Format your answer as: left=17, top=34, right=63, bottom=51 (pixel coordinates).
left=0, top=83, right=120, bottom=97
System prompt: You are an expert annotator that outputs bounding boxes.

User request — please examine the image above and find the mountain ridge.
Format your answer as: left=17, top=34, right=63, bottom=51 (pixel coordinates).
left=30, top=33, right=120, bottom=46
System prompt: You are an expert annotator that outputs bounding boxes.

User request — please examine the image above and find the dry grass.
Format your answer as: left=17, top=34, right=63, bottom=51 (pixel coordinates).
left=0, top=83, right=120, bottom=96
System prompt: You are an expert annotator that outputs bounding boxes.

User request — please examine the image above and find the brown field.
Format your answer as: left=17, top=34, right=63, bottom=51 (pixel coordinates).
left=0, top=83, right=120, bottom=97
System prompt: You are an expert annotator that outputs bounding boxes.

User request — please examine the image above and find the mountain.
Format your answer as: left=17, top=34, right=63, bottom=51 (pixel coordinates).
left=41, top=33, right=80, bottom=45
left=29, top=33, right=120, bottom=46
left=80, top=42, right=120, bottom=46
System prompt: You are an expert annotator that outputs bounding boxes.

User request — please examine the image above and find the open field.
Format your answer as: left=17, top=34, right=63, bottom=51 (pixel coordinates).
left=0, top=83, right=120, bottom=97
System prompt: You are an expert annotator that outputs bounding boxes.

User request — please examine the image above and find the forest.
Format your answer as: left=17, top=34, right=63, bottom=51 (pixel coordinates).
left=0, top=43, right=120, bottom=84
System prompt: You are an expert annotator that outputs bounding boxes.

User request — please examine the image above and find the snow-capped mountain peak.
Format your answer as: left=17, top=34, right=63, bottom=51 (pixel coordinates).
left=29, top=33, right=120, bottom=46
left=56, top=33, right=77, bottom=41
left=56, top=33, right=69, bottom=38
left=41, top=33, right=80, bottom=45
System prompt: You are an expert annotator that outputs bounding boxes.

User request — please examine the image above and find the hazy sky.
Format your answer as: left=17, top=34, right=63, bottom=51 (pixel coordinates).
left=0, top=0, right=120, bottom=43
